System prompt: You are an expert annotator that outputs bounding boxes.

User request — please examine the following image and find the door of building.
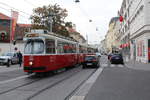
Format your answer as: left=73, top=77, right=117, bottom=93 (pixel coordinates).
left=148, top=39, right=150, bottom=63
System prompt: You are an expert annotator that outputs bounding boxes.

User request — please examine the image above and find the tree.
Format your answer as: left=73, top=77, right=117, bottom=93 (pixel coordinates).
left=65, top=22, right=73, bottom=28
left=30, top=4, right=70, bottom=36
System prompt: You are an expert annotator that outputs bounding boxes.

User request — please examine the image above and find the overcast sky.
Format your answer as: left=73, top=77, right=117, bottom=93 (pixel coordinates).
left=0, top=0, right=122, bottom=44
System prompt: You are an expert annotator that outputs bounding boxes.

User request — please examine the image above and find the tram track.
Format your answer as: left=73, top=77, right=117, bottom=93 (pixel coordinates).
left=26, top=67, right=83, bottom=100
left=0, top=66, right=84, bottom=100
left=0, top=74, right=42, bottom=95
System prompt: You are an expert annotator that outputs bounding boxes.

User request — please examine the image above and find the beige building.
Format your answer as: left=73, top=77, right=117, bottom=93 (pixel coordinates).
left=100, top=39, right=107, bottom=53
left=105, top=17, right=120, bottom=53
left=67, top=28, right=86, bottom=44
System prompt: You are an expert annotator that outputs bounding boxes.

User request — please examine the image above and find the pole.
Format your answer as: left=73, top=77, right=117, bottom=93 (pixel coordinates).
left=86, top=34, right=88, bottom=45
left=10, top=10, right=12, bottom=52
left=48, top=12, right=53, bottom=33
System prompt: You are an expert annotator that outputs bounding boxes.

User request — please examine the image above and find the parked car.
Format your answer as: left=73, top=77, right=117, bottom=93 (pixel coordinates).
left=110, top=54, right=124, bottom=64
left=82, top=55, right=99, bottom=68
left=0, top=52, right=19, bottom=65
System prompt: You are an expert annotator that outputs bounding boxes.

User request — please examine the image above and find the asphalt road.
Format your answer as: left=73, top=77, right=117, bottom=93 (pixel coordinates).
left=0, top=64, right=96, bottom=100
left=85, top=56, right=150, bottom=100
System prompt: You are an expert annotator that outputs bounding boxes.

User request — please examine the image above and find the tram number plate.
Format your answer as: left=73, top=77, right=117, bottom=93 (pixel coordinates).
left=87, top=63, right=92, bottom=65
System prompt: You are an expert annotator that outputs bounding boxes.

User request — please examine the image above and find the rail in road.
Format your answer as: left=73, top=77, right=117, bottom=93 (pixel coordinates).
left=0, top=65, right=97, bottom=100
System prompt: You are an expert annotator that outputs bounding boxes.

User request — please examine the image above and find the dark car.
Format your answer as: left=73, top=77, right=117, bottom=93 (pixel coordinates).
left=82, top=55, right=99, bottom=68
left=110, top=54, right=124, bottom=64
left=0, top=52, right=19, bottom=65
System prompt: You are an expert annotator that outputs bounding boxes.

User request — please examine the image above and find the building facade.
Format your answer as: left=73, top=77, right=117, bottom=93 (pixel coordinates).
left=0, top=13, right=31, bottom=55
left=0, top=13, right=11, bottom=43
left=120, top=0, right=150, bottom=63
left=105, top=17, right=120, bottom=53
left=67, top=28, right=86, bottom=44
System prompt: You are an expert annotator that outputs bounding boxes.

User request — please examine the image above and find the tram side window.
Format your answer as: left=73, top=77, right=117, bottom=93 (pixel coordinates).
left=72, top=44, right=76, bottom=53
left=46, top=39, right=55, bottom=54
left=79, top=46, right=85, bottom=53
left=64, top=43, right=76, bottom=53
left=57, top=42, right=64, bottom=54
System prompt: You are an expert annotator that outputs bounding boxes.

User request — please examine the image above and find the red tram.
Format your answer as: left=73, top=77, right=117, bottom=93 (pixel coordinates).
left=23, top=31, right=97, bottom=73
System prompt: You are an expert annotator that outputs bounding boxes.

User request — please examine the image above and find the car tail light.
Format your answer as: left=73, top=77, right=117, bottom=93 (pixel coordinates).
left=92, top=59, right=97, bottom=62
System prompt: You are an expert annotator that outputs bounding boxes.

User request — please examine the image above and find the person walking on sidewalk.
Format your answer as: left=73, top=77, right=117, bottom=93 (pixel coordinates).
left=17, top=51, right=23, bottom=67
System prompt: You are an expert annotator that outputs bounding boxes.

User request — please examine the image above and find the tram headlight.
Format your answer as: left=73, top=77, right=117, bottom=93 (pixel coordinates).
left=29, top=61, right=33, bottom=66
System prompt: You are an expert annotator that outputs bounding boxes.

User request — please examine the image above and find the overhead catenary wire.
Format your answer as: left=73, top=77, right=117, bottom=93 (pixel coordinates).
left=0, top=1, right=31, bottom=16
left=0, top=6, right=30, bottom=19
left=77, top=4, right=102, bottom=32
left=24, top=0, right=37, bottom=8
left=75, top=2, right=105, bottom=44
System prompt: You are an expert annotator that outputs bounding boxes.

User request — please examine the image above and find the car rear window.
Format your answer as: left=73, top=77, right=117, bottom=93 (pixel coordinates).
left=111, top=54, right=122, bottom=58
left=85, top=56, right=96, bottom=60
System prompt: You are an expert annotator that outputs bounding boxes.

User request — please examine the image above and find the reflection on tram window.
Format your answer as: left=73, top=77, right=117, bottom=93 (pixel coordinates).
left=24, top=40, right=44, bottom=54
left=46, top=39, right=55, bottom=54
left=57, top=41, right=76, bottom=54
left=33, top=42, right=44, bottom=54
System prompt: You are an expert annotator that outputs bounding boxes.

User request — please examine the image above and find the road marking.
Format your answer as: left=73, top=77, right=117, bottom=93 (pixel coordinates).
left=69, top=96, right=85, bottom=100
left=110, top=64, right=115, bottom=67
left=118, top=65, right=124, bottom=67
left=69, top=68, right=104, bottom=100
left=0, top=74, right=32, bottom=85
left=101, top=64, right=108, bottom=67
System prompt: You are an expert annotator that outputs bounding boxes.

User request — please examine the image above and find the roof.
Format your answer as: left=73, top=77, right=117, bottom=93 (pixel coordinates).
left=0, top=13, right=11, bottom=20
left=17, top=24, right=32, bottom=27
left=68, top=28, right=77, bottom=33
left=109, top=17, right=119, bottom=25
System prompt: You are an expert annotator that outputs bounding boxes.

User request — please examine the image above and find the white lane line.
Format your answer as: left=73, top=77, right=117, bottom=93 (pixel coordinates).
left=86, top=68, right=103, bottom=84
left=118, top=65, right=124, bottom=67
left=69, top=96, right=85, bottom=100
left=69, top=68, right=104, bottom=100
left=101, top=64, right=108, bottom=67
left=0, top=74, right=32, bottom=85
left=110, top=64, right=115, bottom=67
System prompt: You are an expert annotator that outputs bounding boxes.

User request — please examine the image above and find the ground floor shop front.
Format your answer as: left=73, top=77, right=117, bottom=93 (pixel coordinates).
left=130, top=33, right=150, bottom=63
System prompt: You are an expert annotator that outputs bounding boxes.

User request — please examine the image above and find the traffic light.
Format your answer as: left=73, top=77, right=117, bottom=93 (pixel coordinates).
left=13, top=40, right=16, bottom=45
left=1, top=33, right=5, bottom=40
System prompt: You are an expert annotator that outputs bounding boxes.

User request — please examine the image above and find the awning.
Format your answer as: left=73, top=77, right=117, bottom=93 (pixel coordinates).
left=120, top=43, right=130, bottom=48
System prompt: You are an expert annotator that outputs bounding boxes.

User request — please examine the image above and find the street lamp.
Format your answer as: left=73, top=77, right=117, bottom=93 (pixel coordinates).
left=48, top=12, right=56, bottom=32
left=75, top=0, right=80, bottom=3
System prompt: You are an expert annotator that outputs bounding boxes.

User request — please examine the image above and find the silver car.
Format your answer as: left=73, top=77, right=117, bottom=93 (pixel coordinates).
left=0, top=52, right=19, bottom=65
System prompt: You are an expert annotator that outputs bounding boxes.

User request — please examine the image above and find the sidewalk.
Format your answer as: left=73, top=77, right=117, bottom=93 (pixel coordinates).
left=125, top=60, right=150, bottom=70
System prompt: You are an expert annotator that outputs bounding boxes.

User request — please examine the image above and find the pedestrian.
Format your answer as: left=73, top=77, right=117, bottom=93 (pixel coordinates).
left=17, top=51, right=23, bottom=67
left=6, top=59, right=10, bottom=67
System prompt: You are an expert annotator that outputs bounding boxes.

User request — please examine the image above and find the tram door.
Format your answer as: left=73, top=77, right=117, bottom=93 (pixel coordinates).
left=148, top=39, right=150, bottom=63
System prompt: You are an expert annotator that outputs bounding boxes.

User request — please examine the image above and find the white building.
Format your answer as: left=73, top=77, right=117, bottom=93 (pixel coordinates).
left=120, top=0, right=150, bottom=63
left=0, top=43, right=24, bottom=55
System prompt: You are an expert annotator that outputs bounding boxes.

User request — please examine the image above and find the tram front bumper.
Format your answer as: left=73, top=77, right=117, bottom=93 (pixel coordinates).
left=24, top=66, right=46, bottom=72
